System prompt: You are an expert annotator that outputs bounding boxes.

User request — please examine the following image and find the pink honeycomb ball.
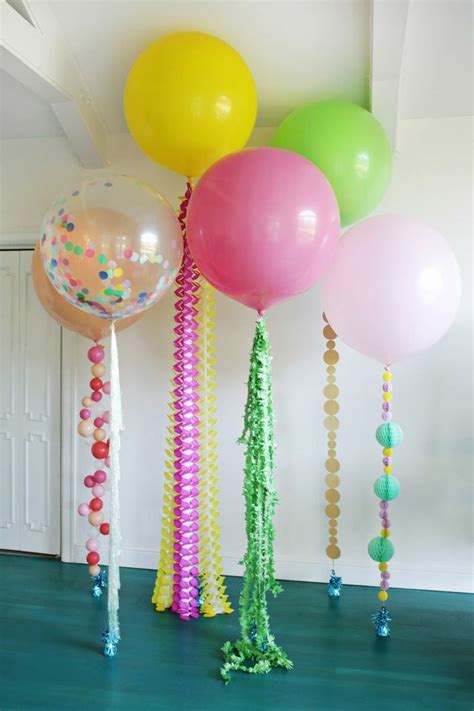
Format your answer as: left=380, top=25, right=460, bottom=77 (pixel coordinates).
left=78, top=503, right=90, bottom=516
left=88, top=345, right=104, bottom=363
left=84, top=475, right=95, bottom=488
left=86, top=537, right=99, bottom=552
left=93, top=470, right=107, bottom=484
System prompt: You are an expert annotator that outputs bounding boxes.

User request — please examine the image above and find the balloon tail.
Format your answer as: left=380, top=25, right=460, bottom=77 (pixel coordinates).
left=221, top=316, right=292, bottom=683
left=102, top=321, right=122, bottom=656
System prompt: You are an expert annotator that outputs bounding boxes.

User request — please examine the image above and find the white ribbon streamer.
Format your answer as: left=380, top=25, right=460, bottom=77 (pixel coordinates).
left=108, top=321, right=123, bottom=638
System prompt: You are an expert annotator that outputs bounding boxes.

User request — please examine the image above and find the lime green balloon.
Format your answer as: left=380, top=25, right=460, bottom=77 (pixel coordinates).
left=271, top=101, right=392, bottom=226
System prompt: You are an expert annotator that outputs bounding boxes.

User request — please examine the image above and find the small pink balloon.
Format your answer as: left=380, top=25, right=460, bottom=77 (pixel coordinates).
left=93, top=427, right=106, bottom=441
left=88, top=345, right=104, bottom=363
left=102, top=381, right=111, bottom=395
left=84, top=475, right=95, bottom=488
left=78, top=503, right=90, bottom=516
left=88, top=510, right=103, bottom=527
left=82, top=396, right=93, bottom=407
left=93, top=470, right=107, bottom=483
left=79, top=408, right=91, bottom=420
left=91, top=391, right=102, bottom=403
left=86, top=537, right=99, bottom=552
left=322, top=215, right=462, bottom=363
left=102, top=411, right=110, bottom=424
left=77, top=420, right=94, bottom=437
left=91, top=363, right=106, bottom=377
left=187, top=147, right=340, bottom=312
left=92, top=484, right=104, bottom=497
left=89, top=564, right=100, bottom=576
left=94, top=417, right=104, bottom=428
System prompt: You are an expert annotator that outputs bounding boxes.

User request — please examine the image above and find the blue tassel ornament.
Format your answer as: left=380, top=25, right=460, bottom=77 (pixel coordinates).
left=328, top=570, right=342, bottom=598
left=91, top=569, right=108, bottom=599
left=371, top=606, right=391, bottom=637
left=101, top=628, right=119, bottom=657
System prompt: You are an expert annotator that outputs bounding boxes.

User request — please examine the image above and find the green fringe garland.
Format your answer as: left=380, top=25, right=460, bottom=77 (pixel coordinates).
left=220, top=316, right=293, bottom=683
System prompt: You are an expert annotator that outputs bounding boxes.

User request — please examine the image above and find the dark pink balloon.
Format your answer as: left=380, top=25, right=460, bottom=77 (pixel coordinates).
left=187, top=147, right=340, bottom=312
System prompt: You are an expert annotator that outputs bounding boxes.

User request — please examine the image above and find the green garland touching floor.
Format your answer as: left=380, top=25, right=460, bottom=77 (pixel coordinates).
left=221, top=316, right=293, bottom=683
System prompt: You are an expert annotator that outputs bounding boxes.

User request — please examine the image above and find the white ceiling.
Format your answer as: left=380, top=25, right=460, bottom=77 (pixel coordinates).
left=0, top=69, right=64, bottom=139
left=0, top=0, right=472, bottom=142
left=48, top=0, right=371, bottom=132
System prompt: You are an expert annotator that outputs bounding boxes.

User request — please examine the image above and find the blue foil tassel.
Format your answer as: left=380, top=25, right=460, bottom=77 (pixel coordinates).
left=371, top=606, right=391, bottom=637
left=101, top=628, right=119, bottom=657
left=90, top=569, right=108, bottom=600
left=328, top=569, right=343, bottom=598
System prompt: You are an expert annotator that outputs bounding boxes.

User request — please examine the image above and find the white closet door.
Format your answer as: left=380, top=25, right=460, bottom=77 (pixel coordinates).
left=0, top=251, right=20, bottom=550
left=0, top=250, right=61, bottom=555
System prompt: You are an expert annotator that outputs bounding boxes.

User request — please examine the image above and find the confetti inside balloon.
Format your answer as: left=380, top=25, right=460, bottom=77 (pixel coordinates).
left=40, top=175, right=183, bottom=320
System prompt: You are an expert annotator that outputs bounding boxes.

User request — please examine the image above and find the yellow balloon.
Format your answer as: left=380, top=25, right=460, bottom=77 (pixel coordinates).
left=124, top=32, right=257, bottom=178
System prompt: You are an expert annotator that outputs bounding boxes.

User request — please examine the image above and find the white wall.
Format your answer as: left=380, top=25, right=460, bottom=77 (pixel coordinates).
left=1, top=116, right=472, bottom=592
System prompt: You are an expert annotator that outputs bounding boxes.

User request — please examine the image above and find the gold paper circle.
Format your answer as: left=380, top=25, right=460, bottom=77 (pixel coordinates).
left=325, top=503, right=340, bottom=518
left=328, top=448, right=337, bottom=458
left=324, top=384, right=339, bottom=399
left=324, top=416, right=339, bottom=431
left=326, top=340, right=336, bottom=350
left=326, top=365, right=336, bottom=374
left=329, top=536, right=338, bottom=545
left=328, top=432, right=336, bottom=441
left=326, top=458, right=340, bottom=473
left=324, top=350, right=340, bottom=365
left=329, top=526, right=338, bottom=536
left=325, top=473, right=340, bottom=488
left=326, top=544, right=341, bottom=560
left=324, top=400, right=340, bottom=416
left=323, top=324, right=337, bottom=340
left=322, top=312, right=328, bottom=323
left=325, top=489, right=340, bottom=504
left=329, top=518, right=337, bottom=527
left=327, top=375, right=336, bottom=384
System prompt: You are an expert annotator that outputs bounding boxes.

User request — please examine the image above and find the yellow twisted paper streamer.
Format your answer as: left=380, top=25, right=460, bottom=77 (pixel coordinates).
left=197, top=278, right=232, bottom=616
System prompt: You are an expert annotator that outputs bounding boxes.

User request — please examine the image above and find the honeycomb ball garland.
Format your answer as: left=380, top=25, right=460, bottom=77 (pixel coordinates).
left=368, top=536, right=394, bottom=563
left=373, top=475, right=400, bottom=501
left=376, top=422, right=403, bottom=448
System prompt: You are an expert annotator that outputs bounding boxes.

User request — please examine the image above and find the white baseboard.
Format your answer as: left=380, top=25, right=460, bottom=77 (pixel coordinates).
left=69, top=544, right=473, bottom=593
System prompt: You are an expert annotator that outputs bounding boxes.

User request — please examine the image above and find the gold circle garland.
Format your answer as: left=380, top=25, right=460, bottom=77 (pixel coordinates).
left=322, top=313, right=343, bottom=597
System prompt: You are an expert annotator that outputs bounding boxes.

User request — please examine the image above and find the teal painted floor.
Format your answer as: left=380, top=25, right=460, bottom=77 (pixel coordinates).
left=0, top=555, right=472, bottom=711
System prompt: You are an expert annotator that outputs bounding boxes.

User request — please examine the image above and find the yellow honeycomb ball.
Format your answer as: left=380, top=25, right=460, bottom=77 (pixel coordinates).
left=379, top=563, right=388, bottom=571
left=381, top=528, right=390, bottom=537
left=384, top=466, right=393, bottom=474
left=378, top=590, right=389, bottom=602
left=383, top=392, right=392, bottom=402
left=383, top=372, right=392, bottom=382
left=383, top=448, right=393, bottom=456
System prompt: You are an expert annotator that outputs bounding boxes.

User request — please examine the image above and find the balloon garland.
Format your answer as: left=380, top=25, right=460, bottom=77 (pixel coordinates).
left=40, top=175, right=182, bottom=655
left=321, top=314, right=342, bottom=597
left=220, top=316, right=292, bottom=682
left=152, top=184, right=231, bottom=619
left=187, top=146, right=340, bottom=680
left=369, top=366, right=402, bottom=636
left=77, top=343, right=111, bottom=598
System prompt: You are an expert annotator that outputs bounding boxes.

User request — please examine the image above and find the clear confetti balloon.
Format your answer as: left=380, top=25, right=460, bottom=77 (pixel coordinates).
left=40, top=175, right=183, bottom=320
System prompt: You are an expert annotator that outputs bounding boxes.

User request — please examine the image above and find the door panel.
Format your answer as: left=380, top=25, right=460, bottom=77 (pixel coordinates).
left=0, top=250, right=61, bottom=555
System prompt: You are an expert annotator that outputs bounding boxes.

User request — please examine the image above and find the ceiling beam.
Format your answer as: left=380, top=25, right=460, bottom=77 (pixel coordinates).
left=0, top=0, right=109, bottom=167
left=370, top=0, right=410, bottom=151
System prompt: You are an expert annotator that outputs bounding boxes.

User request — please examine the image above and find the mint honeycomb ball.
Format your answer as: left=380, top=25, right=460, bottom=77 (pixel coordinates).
left=376, top=422, right=403, bottom=448
left=373, top=475, right=400, bottom=501
left=368, top=536, right=394, bottom=563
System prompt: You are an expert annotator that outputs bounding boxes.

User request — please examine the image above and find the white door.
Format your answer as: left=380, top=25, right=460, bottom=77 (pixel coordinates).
left=0, top=250, right=61, bottom=554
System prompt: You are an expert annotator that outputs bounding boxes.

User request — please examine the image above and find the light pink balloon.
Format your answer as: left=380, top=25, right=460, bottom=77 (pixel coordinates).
left=78, top=503, right=90, bottom=516
left=322, top=215, right=461, bottom=364
left=187, top=147, right=340, bottom=312
left=86, top=537, right=99, bottom=552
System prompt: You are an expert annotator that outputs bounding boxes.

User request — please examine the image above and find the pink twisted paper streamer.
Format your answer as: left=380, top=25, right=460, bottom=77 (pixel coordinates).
left=170, top=181, right=201, bottom=620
